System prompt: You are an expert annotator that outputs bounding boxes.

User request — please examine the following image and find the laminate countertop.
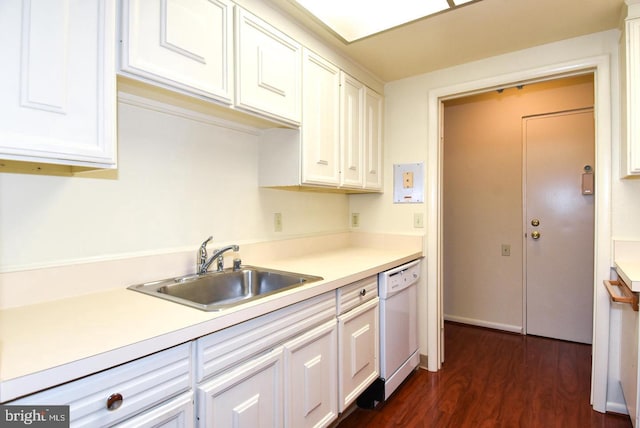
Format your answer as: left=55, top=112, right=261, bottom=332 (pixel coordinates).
left=615, top=260, right=640, bottom=292
left=0, top=243, right=423, bottom=402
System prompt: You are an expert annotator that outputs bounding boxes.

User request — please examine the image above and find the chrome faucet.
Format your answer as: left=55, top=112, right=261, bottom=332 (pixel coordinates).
left=197, top=236, right=239, bottom=274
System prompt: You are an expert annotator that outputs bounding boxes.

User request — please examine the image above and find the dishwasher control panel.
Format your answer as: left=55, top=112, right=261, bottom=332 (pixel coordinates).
left=378, top=259, right=421, bottom=298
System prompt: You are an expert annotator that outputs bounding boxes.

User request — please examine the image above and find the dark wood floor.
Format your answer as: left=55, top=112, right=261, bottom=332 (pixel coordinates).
left=338, top=322, right=632, bottom=428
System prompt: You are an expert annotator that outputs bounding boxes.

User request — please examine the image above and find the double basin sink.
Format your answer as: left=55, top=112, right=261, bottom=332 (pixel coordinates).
left=128, top=265, right=323, bottom=311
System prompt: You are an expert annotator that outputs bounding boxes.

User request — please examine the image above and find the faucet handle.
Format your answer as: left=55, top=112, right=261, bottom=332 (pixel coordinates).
left=198, top=236, right=213, bottom=271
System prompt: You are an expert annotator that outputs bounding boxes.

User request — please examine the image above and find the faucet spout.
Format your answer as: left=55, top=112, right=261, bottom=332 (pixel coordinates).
left=198, top=242, right=239, bottom=274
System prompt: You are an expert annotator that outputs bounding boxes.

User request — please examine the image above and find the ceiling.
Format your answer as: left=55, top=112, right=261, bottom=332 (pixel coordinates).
left=267, top=0, right=626, bottom=83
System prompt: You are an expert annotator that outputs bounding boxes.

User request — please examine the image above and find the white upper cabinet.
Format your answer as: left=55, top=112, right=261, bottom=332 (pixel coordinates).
left=301, top=49, right=341, bottom=186
left=623, top=4, right=640, bottom=176
left=120, top=0, right=234, bottom=104
left=258, top=50, right=384, bottom=193
left=364, top=89, right=383, bottom=190
left=234, top=8, right=302, bottom=126
left=338, top=72, right=384, bottom=191
left=0, top=0, right=116, bottom=168
left=340, top=72, right=365, bottom=189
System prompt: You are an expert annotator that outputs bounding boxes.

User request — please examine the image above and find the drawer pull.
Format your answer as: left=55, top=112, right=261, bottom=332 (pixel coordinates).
left=106, top=393, right=124, bottom=411
left=603, top=279, right=639, bottom=311
left=360, top=289, right=366, bottom=297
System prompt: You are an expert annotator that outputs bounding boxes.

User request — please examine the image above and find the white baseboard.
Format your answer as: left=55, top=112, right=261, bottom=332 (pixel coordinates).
left=444, top=314, right=523, bottom=334
left=605, top=400, right=629, bottom=415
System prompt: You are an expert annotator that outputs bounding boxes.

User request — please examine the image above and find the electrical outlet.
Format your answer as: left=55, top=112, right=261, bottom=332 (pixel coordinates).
left=351, top=213, right=360, bottom=228
left=413, top=213, right=424, bottom=228
left=501, top=244, right=511, bottom=256
left=274, top=212, right=283, bottom=232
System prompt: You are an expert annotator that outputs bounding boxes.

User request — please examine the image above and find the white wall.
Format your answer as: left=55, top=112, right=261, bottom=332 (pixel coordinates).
left=0, top=92, right=349, bottom=272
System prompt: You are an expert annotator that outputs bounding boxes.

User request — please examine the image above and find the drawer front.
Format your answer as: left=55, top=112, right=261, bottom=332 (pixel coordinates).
left=336, top=276, right=378, bottom=315
left=12, top=343, right=192, bottom=427
left=196, top=292, right=335, bottom=382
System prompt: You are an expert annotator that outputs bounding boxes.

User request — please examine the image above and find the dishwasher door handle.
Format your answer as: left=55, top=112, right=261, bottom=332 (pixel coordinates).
left=603, top=279, right=639, bottom=311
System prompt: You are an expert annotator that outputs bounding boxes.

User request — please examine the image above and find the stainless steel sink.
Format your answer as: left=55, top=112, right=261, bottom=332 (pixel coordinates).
left=128, top=266, right=323, bottom=311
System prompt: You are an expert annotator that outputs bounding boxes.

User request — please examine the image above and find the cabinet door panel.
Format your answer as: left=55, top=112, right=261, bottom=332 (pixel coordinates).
left=625, top=17, right=640, bottom=175
left=283, top=320, right=338, bottom=428
left=364, top=89, right=383, bottom=190
left=338, top=297, right=380, bottom=412
left=114, top=392, right=194, bottom=428
left=340, top=73, right=364, bottom=188
left=301, top=50, right=340, bottom=186
left=121, top=0, right=233, bottom=103
left=235, top=8, right=301, bottom=125
left=197, top=347, right=283, bottom=428
left=0, top=0, right=116, bottom=167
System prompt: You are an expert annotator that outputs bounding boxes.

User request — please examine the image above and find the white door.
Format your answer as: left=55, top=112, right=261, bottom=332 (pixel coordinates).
left=524, top=109, right=595, bottom=344
left=283, top=320, right=338, bottom=428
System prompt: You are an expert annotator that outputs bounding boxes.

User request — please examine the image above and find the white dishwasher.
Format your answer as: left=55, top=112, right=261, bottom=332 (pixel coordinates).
left=380, top=259, right=421, bottom=399
left=358, top=259, right=421, bottom=407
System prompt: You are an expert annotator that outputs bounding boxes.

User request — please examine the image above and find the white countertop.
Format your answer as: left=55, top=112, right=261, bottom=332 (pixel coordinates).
left=615, top=260, right=640, bottom=292
left=614, top=240, right=640, bottom=292
left=0, top=244, right=422, bottom=402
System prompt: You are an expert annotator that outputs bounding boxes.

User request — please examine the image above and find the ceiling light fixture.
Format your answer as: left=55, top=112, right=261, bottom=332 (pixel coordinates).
left=292, top=0, right=479, bottom=43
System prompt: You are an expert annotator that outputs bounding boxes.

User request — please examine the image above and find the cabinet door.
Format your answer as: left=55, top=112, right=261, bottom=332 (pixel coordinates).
left=283, top=320, right=338, bottom=428
left=301, top=50, right=340, bottom=186
left=114, top=392, right=194, bottom=428
left=364, top=89, right=383, bottom=191
left=197, top=347, right=283, bottom=428
left=340, top=73, right=365, bottom=189
left=625, top=17, right=640, bottom=175
left=235, top=8, right=301, bottom=125
left=338, top=297, right=380, bottom=412
left=0, top=0, right=116, bottom=168
left=120, top=0, right=233, bottom=104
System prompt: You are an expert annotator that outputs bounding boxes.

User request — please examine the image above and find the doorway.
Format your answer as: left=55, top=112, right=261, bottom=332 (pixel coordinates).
left=426, top=55, right=613, bottom=412
left=442, top=76, right=595, bottom=342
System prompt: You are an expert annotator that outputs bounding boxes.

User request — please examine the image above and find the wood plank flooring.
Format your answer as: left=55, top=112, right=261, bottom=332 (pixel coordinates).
left=337, top=322, right=632, bottom=428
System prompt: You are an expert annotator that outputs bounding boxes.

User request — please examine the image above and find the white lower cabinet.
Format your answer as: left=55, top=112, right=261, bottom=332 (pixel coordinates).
left=197, top=347, right=284, bottom=427
left=283, top=320, right=338, bottom=428
left=337, top=278, right=380, bottom=412
left=10, top=343, right=193, bottom=427
left=7, top=276, right=386, bottom=427
left=195, top=292, right=337, bottom=427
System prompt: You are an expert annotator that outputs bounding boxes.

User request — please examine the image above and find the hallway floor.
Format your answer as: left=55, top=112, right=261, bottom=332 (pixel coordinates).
left=337, top=322, right=632, bottom=428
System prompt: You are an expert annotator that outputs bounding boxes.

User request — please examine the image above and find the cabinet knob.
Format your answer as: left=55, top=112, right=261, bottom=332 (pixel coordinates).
left=360, top=289, right=367, bottom=297
left=106, top=393, right=124, bottom=411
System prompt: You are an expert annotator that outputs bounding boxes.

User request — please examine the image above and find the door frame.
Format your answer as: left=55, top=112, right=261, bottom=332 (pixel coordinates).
left=426, top=55, right=612, bottom=412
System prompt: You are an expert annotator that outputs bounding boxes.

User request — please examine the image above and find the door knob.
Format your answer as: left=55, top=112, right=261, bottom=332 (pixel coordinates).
left=531, top=230, right=541, bottom=239
left=531, top=219, right=540, bottom=227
